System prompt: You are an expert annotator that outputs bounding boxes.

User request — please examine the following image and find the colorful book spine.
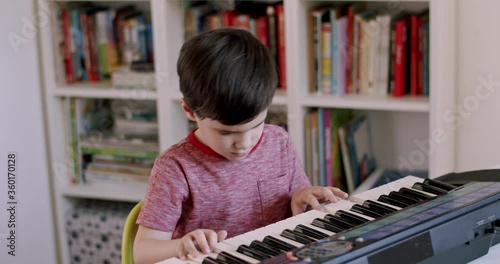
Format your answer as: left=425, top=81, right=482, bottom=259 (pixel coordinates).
left=409, top=15, right=419, bottom=96
left=392, top=18, right=407, bottom=97
left=323, top=109, right=332, bottom=186
left=321, top=23, right=332, bottom=94
left=275, top=3, right=286, bottom=90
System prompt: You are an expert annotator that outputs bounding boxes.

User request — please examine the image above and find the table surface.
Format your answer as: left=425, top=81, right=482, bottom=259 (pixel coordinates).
left=468, top=243, right=500, bottom=263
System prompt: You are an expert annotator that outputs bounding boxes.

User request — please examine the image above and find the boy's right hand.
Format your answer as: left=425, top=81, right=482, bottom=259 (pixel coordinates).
left=178, top=229, right=227, bottom=260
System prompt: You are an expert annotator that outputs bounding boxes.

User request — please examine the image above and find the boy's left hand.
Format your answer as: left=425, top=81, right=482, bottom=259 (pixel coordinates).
left=291, top=186, right=348, bottom=215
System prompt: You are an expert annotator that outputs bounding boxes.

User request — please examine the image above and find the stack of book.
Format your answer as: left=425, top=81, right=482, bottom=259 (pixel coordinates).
left=81, top=138, right=158, bottom=184
left=56, top=4, right=154, bottom=84
left=308, top=4, right=430, bottom=97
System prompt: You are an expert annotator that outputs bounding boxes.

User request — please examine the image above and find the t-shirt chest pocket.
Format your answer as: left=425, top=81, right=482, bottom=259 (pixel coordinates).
left=257, top=174, right=289, bottom=224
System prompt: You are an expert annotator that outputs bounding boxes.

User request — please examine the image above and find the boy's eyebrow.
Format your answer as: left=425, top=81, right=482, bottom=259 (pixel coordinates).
left=217, top=120, right=265, bottom=133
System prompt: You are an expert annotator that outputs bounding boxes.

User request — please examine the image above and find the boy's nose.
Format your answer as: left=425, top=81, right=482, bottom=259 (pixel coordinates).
left=235, top=134, right=252, bottom=150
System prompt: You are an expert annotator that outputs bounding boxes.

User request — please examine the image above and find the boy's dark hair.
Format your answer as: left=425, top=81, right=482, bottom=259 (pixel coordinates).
left=177, top=28, right=278, bottom=125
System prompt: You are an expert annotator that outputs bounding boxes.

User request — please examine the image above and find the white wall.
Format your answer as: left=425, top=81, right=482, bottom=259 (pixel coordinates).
left=0, top=0, right=57, bottom=263
left=456, top=0, right=500, bottom=172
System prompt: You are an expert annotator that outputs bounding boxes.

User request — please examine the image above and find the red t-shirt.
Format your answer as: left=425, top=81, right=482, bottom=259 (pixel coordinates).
left=136, top=125, right=311, bottom=239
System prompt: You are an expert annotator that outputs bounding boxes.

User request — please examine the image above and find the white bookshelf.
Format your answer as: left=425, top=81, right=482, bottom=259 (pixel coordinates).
left=301, top=94, right=430, bottom=112
left=62, top=182, right=148, bottom=202
left=38, top=0, right=457, bottom=263
left=53, top=86, right=158, bottom=100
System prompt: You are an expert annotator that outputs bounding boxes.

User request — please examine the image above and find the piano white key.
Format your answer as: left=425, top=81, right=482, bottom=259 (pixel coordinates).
left=223, top=235, right=249, bottom=249
left=324, top=199, right=358, bottom=214
left=288, top=210, right=328, bottom=225
left=224, top=222, right=293, bottom=246
left=227, top=232, right=301, bottom=250
left=300, top=223, right=336, bottom=236
left=373, top=200, right=402, bottom=211
left=250, top=224, right=293, bottom=242
left=269, top=217, right=307, bottom=232
left=341, top=209, right=376, bottom=221
left=408, top=187, right=437, bottom=197
left=226, top=210, right=334, bottom=249
left=155, top=257, right=194, bottom=264
left=350, top=176, right=425, bottom=204
left=186, top=252, right=219, bottom=264
left=215, top=244, right=261, bottom=264
left=214, top=241, right=238, bottom=253
left=267, top=234, right=304, bottom=248
left=231, top=231, right=262, bottom=246
left=317, top=200, right=376, bottom=222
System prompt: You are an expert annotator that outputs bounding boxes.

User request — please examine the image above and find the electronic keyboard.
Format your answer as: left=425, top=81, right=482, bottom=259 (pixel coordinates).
left=158, top=174, right=500, bottom=264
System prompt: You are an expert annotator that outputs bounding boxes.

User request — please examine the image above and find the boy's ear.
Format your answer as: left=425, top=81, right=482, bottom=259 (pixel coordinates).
left=180, top=99, right=197, bottom=121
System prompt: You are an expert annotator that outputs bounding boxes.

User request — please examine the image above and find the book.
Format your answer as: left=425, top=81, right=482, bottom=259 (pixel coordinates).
left=338, top=122, right=354, bottom=193
left=84, top=169, right=149, bottom=184
left=80, top=137, right=158, bottom=160
left=275, top=3, right=286, bottom=90
left=329, top=109, right=352, bottom=190
left=339, top=115, right=376, bottom=193
left=392, top=17, right=408, bottom=97
left=308, top=5, right=331, bottom=94
left=346, top=4, right=365, bottom=94
left=409, top=14, right=419, bottom=96
left=111, top=66, right=156, bottom=89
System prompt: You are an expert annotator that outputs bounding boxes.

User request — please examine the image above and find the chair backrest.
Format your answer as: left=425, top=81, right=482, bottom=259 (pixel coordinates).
left=122, top=200, right=144, bottom=264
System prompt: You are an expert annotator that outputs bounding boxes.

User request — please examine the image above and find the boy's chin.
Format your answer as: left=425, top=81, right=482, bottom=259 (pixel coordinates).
left=224, top=152, right=249, bottom=160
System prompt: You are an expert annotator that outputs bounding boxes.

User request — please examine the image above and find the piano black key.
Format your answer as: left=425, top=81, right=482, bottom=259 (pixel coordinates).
left=399, top=187, right=433, bottom=201
left=378, top=194, right=412, bottom=208
left=294, top=224, right=329, bottom=239
left=388, top=191, right=420, bottom=205
left=350, top=204, right=384, bottom=219
left=324, top=214, right=356, bottom=229
left=281, top=229, right=316, bottom=244
left=423, top=178, right=456, bottom=192
left=236, top=245, right=270, bottom=261
left=217, top=251, right=250, bottom=264
left=412, top=182, right=448, bottom=195
left=311, top=218, right=344, bottom=233
left=262, top=236, right=297, bottom=252
left=335, top=210, right=370, bottom=225
left=249, top=240, right=282, bottom=256
left=362, top=200, right=395, bottom=215
left=203, top=256, right=228, bottom=264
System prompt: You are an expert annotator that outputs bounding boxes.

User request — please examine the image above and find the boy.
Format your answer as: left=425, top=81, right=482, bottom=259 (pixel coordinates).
left=134, top=28, right=348, bottom=264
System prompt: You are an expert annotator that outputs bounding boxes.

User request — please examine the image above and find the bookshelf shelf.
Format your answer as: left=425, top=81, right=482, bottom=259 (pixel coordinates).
left=53, top=86, right=157, bottom=100
left=301, top=94, right=430, bottom=112
left=62, top=182, right=147, bottom=202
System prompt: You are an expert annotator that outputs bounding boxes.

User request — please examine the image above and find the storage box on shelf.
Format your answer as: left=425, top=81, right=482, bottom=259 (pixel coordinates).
left=65, top=199, right=136, bottom=263
left=39, top=0, right=457, bottom=262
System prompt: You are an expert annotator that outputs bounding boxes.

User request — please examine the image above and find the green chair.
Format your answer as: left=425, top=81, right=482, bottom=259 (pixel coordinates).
left=122, top=200, right=144, bottom=264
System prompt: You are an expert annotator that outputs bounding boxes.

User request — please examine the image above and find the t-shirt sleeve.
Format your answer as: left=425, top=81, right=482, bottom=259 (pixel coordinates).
left=136, top=154, right=189, bottom=232
left=286, top=135, right=312, bottom=195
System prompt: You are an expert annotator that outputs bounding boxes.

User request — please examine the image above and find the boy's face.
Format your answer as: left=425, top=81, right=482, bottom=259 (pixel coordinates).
left=194, top=110, right=268, bottom=161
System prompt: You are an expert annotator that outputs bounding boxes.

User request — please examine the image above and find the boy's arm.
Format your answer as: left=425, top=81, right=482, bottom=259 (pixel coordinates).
left=133, top=225, right=180, bottom=264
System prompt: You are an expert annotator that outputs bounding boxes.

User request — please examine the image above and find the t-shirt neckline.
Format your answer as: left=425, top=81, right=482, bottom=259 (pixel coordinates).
left=187, top=128, right=264, bottom=159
